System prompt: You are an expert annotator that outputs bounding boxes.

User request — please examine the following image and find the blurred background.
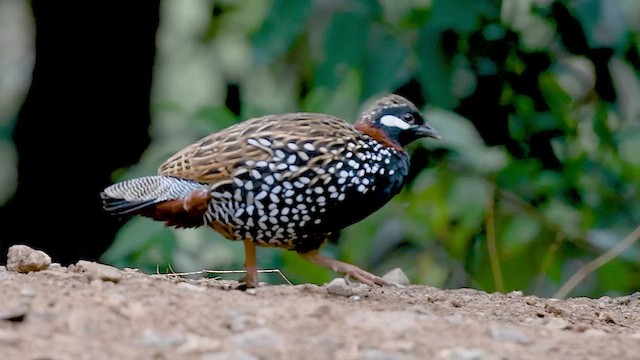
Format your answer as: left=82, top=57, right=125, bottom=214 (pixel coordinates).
left=1, top=0, right=639, bottom=298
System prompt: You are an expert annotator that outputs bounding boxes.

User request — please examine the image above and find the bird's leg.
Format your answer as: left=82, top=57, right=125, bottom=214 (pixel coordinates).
left=298, top=250, right=391, bottom=286
left=240, top=239, right=259, bottom=289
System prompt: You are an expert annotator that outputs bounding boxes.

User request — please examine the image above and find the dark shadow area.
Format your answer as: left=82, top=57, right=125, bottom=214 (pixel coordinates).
left=0, top=0, right=160, bottom=264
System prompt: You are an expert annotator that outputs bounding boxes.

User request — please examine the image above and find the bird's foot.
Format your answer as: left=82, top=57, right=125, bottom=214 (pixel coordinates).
left=299, top=250, right=395, bottom=287
left=343, top=267, right=393, bottom=287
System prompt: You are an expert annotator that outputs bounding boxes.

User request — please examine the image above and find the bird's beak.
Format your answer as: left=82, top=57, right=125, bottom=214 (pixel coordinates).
left=413, top=123, right=441, bottom=140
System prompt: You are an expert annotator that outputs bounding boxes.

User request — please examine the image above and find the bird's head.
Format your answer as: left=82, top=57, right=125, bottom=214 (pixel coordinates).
left=354, top=94, right=440, bottom=150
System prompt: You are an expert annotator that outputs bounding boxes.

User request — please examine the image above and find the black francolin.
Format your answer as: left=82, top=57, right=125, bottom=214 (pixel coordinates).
left=101, top=94, right=440, bottom=288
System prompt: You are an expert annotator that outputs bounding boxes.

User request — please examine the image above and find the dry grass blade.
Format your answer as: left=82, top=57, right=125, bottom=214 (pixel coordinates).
left=162, top=268, right=294, bottom=285
left=486, top=184, right=504, bottom=293
left=554, top=223, right=640, bottom=299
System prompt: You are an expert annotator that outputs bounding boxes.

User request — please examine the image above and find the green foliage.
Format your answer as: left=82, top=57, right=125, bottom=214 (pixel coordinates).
left=103, top=0, right=640, bottom=298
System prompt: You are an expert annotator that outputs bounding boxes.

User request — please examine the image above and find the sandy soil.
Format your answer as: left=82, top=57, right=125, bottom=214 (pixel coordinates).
left=1, top=255, right=640, bottom=360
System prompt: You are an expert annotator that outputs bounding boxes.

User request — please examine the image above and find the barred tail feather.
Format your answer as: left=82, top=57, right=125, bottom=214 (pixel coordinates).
left=100, top=176, right=207, bottom=216
left=100, top=197, right=160, bottom=216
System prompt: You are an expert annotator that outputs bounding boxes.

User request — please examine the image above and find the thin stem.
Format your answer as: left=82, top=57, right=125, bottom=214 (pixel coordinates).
left=486, top=184, right=504, bottom=292
left=554, top=223, right=640, bottom=299
left=535, top=232, right=565, bottom=293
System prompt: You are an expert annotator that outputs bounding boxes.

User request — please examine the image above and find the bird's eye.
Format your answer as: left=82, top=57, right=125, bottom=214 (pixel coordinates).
left=403, top=113, right=414, bottom=123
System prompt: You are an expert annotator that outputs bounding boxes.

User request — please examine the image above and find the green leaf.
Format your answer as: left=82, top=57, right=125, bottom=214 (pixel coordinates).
left=314, top=11, right=369, bottom=89
left=617, top=127, right=640, bottom=167
left=281, top=249, right=333, bottom=285
left=424, top=108, right=507, bottom=173
left=101, top=217, right=177, bottom=272
left=567, top=0, right=628, bottom=51
left=251, top=0, right=312, bottom=64
left=429, top=0, right=498, bottom=33
left=303, top=70, right=361, bottom=121
left=362, top=24, right=412, bottom=98
left=417, top=26, right=456, bottom=108
left=192, top=106, right=238, bottom=135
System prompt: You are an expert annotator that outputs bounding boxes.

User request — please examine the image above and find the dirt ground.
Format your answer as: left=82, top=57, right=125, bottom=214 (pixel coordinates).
left=2, top=250, right=640, bottom=360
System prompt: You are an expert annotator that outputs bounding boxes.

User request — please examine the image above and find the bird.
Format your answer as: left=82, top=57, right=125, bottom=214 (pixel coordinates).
left=101, top=94, right=440, bottom=288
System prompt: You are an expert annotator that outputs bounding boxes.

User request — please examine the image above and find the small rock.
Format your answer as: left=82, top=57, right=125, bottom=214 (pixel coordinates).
left=325, top=278, right=357, bottom=297
left=70, top=260, right=122, bottom=283
left=524, top=297, right=538, bottom=306
left=508, top=290, right=523, bottom=297
left=294, top=283, right=320, bottom=292
left=176, top=333, right=221, bottom=354
left=308, top=304, right=332, bottom=318
left=0, top=303, right=29, bottom=322
left=360, top=349, right=415, bottom=360
left=140, top=328, right=185, bottom=348
left=224, top=309, right=266, bottom=333
left=436, top=348, right=504, bottom=360
left=201, top=351, right=259, bottom=360
left=0, top=328, right=22, bottom=345
left=6, top=245, right=51, bottom=273
left=544, top=303, right=564, bottom=316
left=244, top=288, right=257, bottom=295
left=176, top=282, right=206, bottom=292
left=488, top=323, right=531, bottom=344
left=598, top=312, right=616, bottom=324
left=0, top=266, right=6, bottom=272
left=20, top=288, right=36, bottom=298
left=382, top=268, right=411, bottom=286
left=445, top=313, right=463, bottom=324
left=346, top=311, right=420, bottom=333
left=583, top=328, right=607, bottom=336
left=230, top=328, right=284, bottom=358
left=545, top=317, right=569, bottom=330
left=381, top=340, right=415, bottom=352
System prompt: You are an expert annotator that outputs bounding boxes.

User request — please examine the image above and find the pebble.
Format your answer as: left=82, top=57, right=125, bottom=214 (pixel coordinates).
left=598, top=312, right=616, bottom=324
left=69, top=260, right=122, bottom=283
left=346, top=311, right=420, bottom=333
left=244, top=289, right=257, bottom=296
left=381, top=340, right=415, bottom=352
left=360, top=349, right=415, bottom=360
left=177, top=282, right=206, bottom=293
left=201, top=351, right=259, bottom=360
left=488, top=323, right=531, bottom=344
left=0, top=328, right=22, bottom=345
left=140, top=328, right=185, bottom=348
left=508, top=290, right=523, bottom=297
left=0, top=303, right=29, bottom=322
left=308, top=304, right=332, bottom=318
left=445, top=313, right=463, bottom=324
left=176, top=333, right=221, bottom=354
left=230, top=328, right=284, bottom=358
left=436, top=347, right=505, bottom=360
left=584, top=328, right=607, bottom=336
left=224, top=309, right=266, bottom=333
left=545, top=317, right=569, bottom=330
left=6, top=245, right=51, bottom=273
left=382, top=268, right=411, bottom=286
left=325, top=278, right=357, bottom=297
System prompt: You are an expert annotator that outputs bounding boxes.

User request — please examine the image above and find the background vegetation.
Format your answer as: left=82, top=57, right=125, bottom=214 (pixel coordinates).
left=3, top=0, right=640, bottom=299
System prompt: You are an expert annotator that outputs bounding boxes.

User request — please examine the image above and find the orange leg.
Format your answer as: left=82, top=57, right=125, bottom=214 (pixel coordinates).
left=241, top=239, right=259, bottom=288
left=299, top=250, right=391, bottom=286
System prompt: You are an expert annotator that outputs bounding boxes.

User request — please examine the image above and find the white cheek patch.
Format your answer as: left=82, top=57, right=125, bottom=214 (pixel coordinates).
left=380, top=115, right=411, bottom=130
